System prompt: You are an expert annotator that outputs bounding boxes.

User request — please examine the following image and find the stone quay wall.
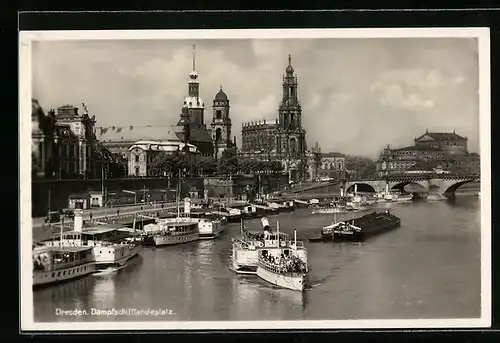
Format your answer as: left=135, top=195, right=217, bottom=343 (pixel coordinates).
left=31, top=174, right=288, bottom=217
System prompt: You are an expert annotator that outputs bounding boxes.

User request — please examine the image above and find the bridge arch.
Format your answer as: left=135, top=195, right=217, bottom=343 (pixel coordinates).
left=443, top=179, right=478, bottom=196
left=389, top=181, right=427, bottom=193
left=345, top=183, right=376, bottom=193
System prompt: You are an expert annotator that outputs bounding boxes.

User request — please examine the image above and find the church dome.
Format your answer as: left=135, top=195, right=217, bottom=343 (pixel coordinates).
left=286, top=64, right=294, bottom=74
left=215, top=87, right=228, bottom=101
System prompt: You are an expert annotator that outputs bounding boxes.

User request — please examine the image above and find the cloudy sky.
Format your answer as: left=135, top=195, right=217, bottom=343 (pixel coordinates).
left=32, top=37, right=480, bottom=159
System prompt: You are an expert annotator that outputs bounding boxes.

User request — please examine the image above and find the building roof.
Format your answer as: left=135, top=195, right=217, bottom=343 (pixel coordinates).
left=69, top=193, right=90, bottom=199
left=129, top=140, right=199, bottom=153
left=243, top=119, right=278, bottom=127
left=174, top=126, right=213, bottom=144
left=56, top=105, right=80, bottom=118
left=97, top=125, right=180, bottom=143
left=322, top=152, right=345, bottom=158
left=392, top=145, right=444, bottom=152
left=215, top=87, right=228, bottom=101
left=415, top=131, right=467, bottom=142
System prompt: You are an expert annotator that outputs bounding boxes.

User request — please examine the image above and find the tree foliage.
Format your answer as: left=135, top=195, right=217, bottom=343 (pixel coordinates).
left=217, top=147, right=239, bottom=175
left=345, top=155, right=377, bottom=179
left=148, top=148, right=286, bottom=177
left=148, top=151, right=188, bottom=177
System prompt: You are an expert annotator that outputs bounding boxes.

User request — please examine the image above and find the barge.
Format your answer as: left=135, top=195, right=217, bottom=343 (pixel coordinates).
left=322, top=210, right=401, bottom=241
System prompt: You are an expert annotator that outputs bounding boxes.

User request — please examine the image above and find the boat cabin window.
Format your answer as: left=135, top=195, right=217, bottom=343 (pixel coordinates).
left=283, top=250, right=290, bottom=256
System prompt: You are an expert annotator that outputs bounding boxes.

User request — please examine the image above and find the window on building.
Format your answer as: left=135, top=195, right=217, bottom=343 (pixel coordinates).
left=135, top=155, right=139, bottom=163
left=135, top=167, right=140, bottom=176
left=216, top=110, right=222, bottom=119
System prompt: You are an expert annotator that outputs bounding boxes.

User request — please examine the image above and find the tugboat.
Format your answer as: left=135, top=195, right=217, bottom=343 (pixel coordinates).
left=327, top=210, right=401, bottom=241
left=255, top=222, right=308, bottom=292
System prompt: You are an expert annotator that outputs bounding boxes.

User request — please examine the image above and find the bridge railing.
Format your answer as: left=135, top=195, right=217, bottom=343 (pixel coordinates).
left=345, top=172, right=480, bottom=182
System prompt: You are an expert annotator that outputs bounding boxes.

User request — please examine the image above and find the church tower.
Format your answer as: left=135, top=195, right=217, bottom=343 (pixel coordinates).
left=180, top=45, right=205, bottom=128
left=276, top=54, right=306, bottom=158
left=211, top=85, right=232, bottom=158
left=275, top=55, right=307, bottom=181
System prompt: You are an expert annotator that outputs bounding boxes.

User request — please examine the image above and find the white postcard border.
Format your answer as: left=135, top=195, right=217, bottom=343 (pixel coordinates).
left=19, top=28, right=491, bottom=331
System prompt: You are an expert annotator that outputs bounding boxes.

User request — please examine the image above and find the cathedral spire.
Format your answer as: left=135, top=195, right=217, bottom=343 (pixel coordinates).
left=288, top=54, right=291, bottom=66
left=192, top=44, right=196, bottom=72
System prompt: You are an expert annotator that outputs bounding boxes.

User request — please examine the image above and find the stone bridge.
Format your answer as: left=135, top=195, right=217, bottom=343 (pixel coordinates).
left=344, top=173, right=480, bottom=198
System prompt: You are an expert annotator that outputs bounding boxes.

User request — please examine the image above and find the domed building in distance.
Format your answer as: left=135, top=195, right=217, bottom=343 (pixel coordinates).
left=210, top=86, right=236, bottom=159
left=174, top=45, right=236, bottom=158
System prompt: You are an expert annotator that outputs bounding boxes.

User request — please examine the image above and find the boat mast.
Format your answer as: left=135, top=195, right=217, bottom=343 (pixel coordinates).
left=60, top=219, right=63, bottom=247
left=176, top=173, right=180, bottom=218
left=276, top=221, right=280, bottom=248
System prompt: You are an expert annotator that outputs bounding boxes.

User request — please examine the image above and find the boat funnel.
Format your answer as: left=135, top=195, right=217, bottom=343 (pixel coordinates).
left=184, top=197, right=191, bottom=214
left=340, top=187, right=344, bottom=197
left=74, top=202, right=83, bottom=232
left=261, top=217, right=270, bottom=231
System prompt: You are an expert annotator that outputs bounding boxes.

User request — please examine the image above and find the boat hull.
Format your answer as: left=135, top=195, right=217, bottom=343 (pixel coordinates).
left=33, top=262, right=96, bottom=288
left=256, top=265, right=305, bottom=291
left=231, top=248, right=258, bottom=274
left=94, top=244, right=142, bottom=269
left=334, top=212, right=401, bottom=241
left=153, top=232, right=199, bottom=246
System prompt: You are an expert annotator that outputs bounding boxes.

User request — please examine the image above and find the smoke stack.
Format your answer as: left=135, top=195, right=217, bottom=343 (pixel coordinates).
left=261, top=217, right=270, bottom=231
left=340, top=187, right=344, bottom=197
left=184, top=197, right=191, bottom=214
left=74, top=202, right=83, bottom=232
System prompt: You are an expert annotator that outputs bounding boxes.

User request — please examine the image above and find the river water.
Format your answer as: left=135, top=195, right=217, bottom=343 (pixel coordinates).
left=33, top=196, right=481, bottom=322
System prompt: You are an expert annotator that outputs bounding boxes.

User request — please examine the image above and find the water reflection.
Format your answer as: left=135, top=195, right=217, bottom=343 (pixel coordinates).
left=229, top=275, right=306, bottom=320
left=34, top=197, right=481, bottom=321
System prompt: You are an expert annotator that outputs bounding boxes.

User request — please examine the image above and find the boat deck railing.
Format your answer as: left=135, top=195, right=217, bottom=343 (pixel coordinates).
left=34, top=259, right=92, bottom=272
left=232, top=236, right=307, bottom=250
left=258, top=258, right=307, bottom=277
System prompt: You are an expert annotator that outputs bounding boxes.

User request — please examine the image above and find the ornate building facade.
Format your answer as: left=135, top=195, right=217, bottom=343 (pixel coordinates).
left=319, top=152, right=346, bottom=179
left=128, top=140, right=199, bottom=177
left=375, top=130, right=480, bottom=177
left=32, top=100, right=126, bottom=180
left=240, top=55, right=308, bottom=181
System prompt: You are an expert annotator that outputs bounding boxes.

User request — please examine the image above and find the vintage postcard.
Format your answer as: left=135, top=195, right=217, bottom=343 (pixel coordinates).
left=19, top=28, right=491, bottom=331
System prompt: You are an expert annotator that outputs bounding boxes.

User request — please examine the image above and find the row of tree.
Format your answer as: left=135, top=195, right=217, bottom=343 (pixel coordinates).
left=148, top=148, right=285, bottom=177
left=344, top=155, right=377, bottom=179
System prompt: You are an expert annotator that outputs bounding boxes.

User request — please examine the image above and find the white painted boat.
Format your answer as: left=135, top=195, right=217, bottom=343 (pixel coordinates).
left=231, top=217, right=307, bottom=275
left=33, top=245, right=96, bottom=288
left=198, top=217, right=224, bottom=239
left=38, top=212, right=142, bottom=273
left=144, top=217, right=200, bottom=246
left=311, top=207, right=349, bottom=215
left=255, top=222, right=308, bottom=292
